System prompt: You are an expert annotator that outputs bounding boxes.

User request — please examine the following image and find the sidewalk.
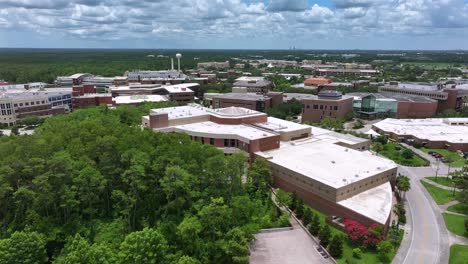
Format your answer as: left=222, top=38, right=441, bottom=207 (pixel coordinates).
left=421, top=177, right=460, bottom=192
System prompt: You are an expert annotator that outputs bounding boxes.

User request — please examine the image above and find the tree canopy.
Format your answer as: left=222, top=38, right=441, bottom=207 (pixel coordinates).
left=0, top=104, right=286, bottom=263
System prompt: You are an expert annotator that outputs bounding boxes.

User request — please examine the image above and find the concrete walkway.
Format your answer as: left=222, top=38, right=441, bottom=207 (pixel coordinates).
left=421, top=177, right=460, bottom=192
left=439, top=200, right=460, bottom=212
left=444, top=211, right=467, bottom=217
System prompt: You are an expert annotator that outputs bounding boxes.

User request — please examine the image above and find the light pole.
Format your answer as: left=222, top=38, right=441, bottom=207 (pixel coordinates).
left=435, top=158, right=440, bottom=181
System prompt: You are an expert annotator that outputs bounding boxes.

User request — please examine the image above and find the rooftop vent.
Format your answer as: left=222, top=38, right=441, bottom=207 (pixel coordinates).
left=331, top=161, right=335, bottom=164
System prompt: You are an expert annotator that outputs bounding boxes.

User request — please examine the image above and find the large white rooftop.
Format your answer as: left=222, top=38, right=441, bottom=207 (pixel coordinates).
left=150, top=104, right=265, bottom=120
left=338, top=182, right=393, bottom=225
left=113, top=95, right=168, bottom=105
left=374, top=118, right=468, bottom=144
left=158, top=121, right=277, bottom=141
left=257, top=138, right=396, bottom=189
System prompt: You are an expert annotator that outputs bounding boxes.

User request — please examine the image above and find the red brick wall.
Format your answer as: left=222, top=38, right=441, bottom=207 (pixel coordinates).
left=302, top=97, right=353, bottom=123
left=397, top=101, right=438, bottom=118
left=258, top=135, right=280, bottom=151
left=437, top=89, right=461, bottom=112
left=149, top=113, right=169, bottom=128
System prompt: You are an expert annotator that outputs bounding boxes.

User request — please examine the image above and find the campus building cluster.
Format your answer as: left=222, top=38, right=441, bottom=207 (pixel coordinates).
left=142, top=104, right=397, bottom=230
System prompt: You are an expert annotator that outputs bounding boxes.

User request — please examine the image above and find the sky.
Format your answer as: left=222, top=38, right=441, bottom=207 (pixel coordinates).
left=0, top=0, right=467, bottom=50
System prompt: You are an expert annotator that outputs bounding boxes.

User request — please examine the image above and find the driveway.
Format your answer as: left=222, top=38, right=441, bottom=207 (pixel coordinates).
left=392, top=165, right=450, bottom=264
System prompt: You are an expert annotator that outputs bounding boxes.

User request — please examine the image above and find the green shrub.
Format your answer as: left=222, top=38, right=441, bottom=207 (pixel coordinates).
left=352, top=248, right=362, bottom=259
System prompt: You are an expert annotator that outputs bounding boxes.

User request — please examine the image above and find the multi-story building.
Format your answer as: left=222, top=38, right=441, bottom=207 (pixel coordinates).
left=302, top=91, right=354, bottom=123
left=127, top=70, right=188, bottom=84
left=316, top=69, right=382, bottom=77
left=0, top=87, right=71, bottom=126
left=197, top=61, right=230, bottom=69
left=56, top=74, right=128, bottom=91
left=304, top=77, right=332, bottom=87
left=72, top=85, right=113, bottom=109
left=106, top=83, right=198, bottom=105
left=379, top=82, right=465, bottom=113
left=233, top=76, right=273, bottom=94
left=349, top=93, right=438, bottom=119
left=142, top=104, right=397, bottom=231
left=212, top=93, right=281, bottom=111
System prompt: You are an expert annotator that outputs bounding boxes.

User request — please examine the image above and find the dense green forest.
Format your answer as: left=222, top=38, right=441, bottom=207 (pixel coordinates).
left=0, top=102, right=287, bottom=263
left=0, top=49, right=466, bottom=84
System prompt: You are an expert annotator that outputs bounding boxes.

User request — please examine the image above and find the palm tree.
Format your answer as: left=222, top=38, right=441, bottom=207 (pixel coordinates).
left=396, top=175, right=411, bottom=198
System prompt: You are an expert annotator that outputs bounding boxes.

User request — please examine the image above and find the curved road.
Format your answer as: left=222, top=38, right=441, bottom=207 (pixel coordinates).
left=393, top=165, right=450, bottom=264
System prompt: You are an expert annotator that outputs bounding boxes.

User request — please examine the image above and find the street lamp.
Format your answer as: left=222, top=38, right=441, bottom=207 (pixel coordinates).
left=435, top=158, right=440, bottom=181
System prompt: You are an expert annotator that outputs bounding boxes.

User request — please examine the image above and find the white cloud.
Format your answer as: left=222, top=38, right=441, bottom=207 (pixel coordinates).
left=0, top=0, right=467, bottom=49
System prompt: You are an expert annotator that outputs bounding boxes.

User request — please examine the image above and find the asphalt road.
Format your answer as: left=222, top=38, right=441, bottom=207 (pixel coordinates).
left=393, top=166, right=450, bottom=264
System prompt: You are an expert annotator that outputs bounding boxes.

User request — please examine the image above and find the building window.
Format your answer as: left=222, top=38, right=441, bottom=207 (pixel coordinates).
left=319, top=105, right=323, bottom=110
left=210, top=138, right=215, bottom=145
left=334, top=106, right=338, bottom=111
left=224, top=139, right=229, bottom=147
left=313, top=104, right=318, bottom=109
left=230, top=139, right=236, bottom=147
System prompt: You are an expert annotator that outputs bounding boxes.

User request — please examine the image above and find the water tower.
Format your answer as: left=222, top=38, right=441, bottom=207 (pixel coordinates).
left=176, top=53, right=182, bottom=72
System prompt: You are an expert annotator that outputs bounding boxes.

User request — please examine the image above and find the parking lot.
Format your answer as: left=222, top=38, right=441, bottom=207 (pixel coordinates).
left=249, top=227, right=333, bottom=264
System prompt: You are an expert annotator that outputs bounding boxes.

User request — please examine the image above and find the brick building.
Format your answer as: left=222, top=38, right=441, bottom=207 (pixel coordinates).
left=212, top=92, right=283, bottom=111
left=379, top=82, right=465, bottom=113
left=302, top=91, right=353, bottom=123
left=142, top=104, right=397, bottom=231
left=72, top=85, right=113, bottom=109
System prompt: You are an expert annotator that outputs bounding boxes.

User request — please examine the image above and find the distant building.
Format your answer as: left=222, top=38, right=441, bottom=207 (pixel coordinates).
left=197, top=61, right=230, bottom=69
left=107, top=83, right=199, bottom=105
left=304, top=77, right=332, bottom=87
left=302, top=91, right=353, bottom=123
left=233, top=76, right=273, bottom=94
left=127, top=70, right=188, bottom=84
left=72, top=85, right=113, bottom=109
left=113, top=95, right=169, bottom=106
left=316, top=69, right=381, bottom=77
left=0, top=85, right=72, bottom=126
left=379, top=82, right=464, bottom=112
left=212, top=92, right=283, bottom=111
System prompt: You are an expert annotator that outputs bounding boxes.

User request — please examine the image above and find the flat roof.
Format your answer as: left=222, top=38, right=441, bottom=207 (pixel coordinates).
left=257, top=138, right=396, bottom=189
left=255, top=117, right=311, bottom=133
left=113, top=95, right=168, bottom=104
left=158, top=121, right=277, bottom=141
left=213, top=93, right=270, bottom=101
left=150, top=104, right=266, bottom=120
left=373, top=118, right=468, bottom=144
left=338, top=182, right=393, bottom=225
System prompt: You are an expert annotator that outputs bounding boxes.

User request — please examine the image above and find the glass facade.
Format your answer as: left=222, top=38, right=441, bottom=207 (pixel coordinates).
left=353, top=95, right=397, bottom=119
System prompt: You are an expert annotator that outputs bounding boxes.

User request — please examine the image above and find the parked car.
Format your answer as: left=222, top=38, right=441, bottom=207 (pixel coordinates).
left=441, top=158, right=451, bottom=163
left=428, top=151, right=436, bottom=155
left=434, top=154, right=443, bottom=159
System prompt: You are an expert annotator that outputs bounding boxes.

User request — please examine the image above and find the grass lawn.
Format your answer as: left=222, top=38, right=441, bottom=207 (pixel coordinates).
left=426, top=176, right=454, bottom=188
left=420, top=180, right=457, bottom=205
left=449, top=244, right=468, bottom=264
left=305, top=206, right=401, bottom=264
left=443, top=213, right=468, bottom=238
left=378, top=144, right=429, bottom=167
left=447, top=203, right=468, bottom=215
left=421, top=148, right=467, bottom=167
